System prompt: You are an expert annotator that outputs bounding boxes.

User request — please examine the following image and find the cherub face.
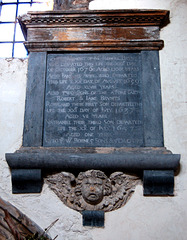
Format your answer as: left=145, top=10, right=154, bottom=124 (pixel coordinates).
left=81, top=177, right=104, bottom=205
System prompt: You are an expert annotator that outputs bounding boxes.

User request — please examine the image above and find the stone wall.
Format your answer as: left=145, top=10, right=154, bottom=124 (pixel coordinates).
left=0, top=0, right=187, bottom=239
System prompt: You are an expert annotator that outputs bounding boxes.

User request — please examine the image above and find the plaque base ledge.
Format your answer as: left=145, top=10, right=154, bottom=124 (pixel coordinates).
left=6, top=147, right=180, bottom=172
left=5, top=147, right=180, bottom=195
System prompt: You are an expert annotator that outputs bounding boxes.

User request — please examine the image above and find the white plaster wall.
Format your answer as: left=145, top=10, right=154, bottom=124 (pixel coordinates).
left=0, top=0, right=187, bottom=239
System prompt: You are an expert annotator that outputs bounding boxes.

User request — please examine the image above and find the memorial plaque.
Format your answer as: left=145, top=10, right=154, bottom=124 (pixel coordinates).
left=43, top=53, right=143, bottom=147
left=7, top=10, right=180, bottom=198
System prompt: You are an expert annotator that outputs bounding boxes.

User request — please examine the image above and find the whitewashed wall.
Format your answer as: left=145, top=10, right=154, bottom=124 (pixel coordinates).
left=0, top=0, right=187, bottom=239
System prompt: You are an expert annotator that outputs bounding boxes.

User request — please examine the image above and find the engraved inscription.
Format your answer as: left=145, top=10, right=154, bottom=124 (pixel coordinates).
left=43, top=53, right=144, bottom=147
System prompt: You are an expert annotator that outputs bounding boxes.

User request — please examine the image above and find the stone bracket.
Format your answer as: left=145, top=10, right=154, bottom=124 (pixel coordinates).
left=11, top=169, right=42, bottom=194
left=82, top=211, right=104, bottom=227
left=6, top=150, right=180, bottom=195
left=10, top=168, right=176, bottom=196
left=143, top=170, right=174, bottom=196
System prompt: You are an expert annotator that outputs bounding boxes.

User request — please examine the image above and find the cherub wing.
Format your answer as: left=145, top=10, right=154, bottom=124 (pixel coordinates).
left=45, top=172, right=76, bottom=203
left=107, top=172, right=140, bottom=211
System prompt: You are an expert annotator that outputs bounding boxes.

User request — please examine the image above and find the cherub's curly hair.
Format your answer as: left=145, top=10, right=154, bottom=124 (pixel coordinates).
left=75, top=170, right=112, bottom=197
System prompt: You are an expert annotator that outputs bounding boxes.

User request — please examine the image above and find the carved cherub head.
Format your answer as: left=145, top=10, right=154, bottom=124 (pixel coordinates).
left=46, top=170, right=139, bottom=212
left=75, top=170, right=112, bottom=205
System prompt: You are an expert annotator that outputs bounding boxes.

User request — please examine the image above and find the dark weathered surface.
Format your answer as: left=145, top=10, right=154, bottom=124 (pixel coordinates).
left=82, top=211, right=104, bottom=227
left=44, top=52, right=143, bottom=147
left=12, top=169, right=42, bottom=193
left=142, top=51, right=163, bottom=147
left=23, top=52, right=47, bottom=147
left=16, top=146, right=172, bottom=154
left=27, top=27, right=160, bottom=42
left=143, top=170, right=174, bottom=196
left=18, top=10, right=169, bottom=52
left=6, top=152, right=180, bottom=171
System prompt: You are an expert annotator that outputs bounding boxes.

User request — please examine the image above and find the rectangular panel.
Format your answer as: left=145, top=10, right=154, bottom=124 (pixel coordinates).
left=28, top=26, right=159, bottom=42
left=43, top=53, right=144, bottom=147
left=141, top=51, right=164, bottom=147
left=23, top=52, right=47, bottom=147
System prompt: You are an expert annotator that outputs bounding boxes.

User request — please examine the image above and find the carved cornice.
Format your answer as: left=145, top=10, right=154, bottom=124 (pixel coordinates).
left=20, top=10, right=169, bottom=27
left=19, top=10, right=169, bottom=52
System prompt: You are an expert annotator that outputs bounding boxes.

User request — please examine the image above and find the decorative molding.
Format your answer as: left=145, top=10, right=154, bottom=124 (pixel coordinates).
left=18, top=10, right=169, bottom=51
left=19, top=10, right=169, bottom=27
left=20, top=13, right=168, bottom=27
left=24, top=40, right=164, bottom=52
left=45, top=170, right=140, bottom=212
